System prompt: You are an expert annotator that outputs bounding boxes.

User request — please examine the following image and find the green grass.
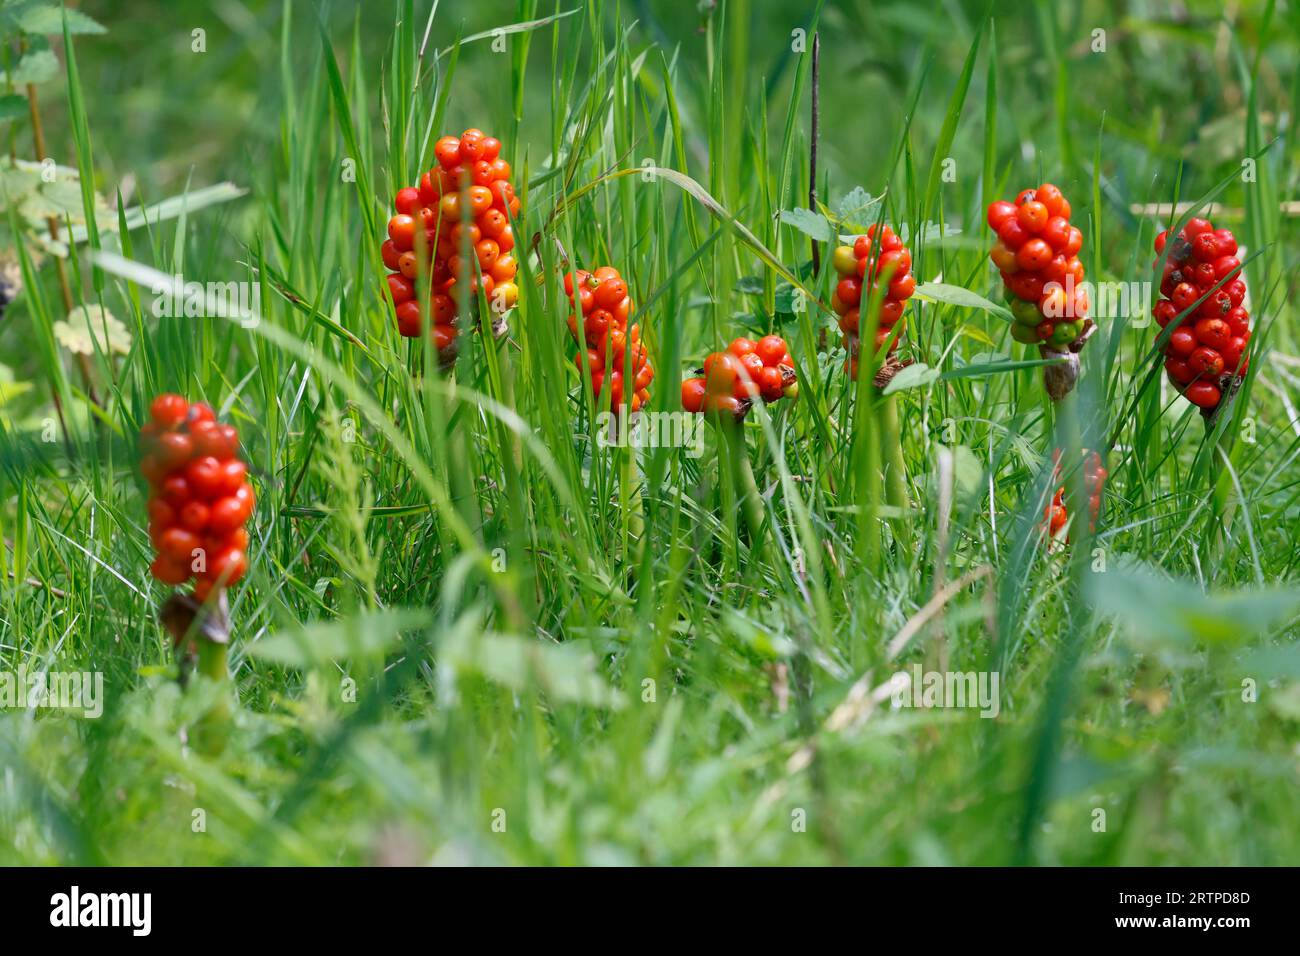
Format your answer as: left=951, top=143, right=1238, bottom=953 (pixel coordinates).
left=1, top=0, right=1298, bottom=865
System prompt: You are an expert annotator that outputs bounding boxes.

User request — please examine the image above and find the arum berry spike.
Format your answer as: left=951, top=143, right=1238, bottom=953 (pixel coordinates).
left=1152, top=217, right=1250, bottom=416
left=382, top=128, right=521, bottom=364
left=830, top=224, right=916, bottom=384
left=987, top=183, right=1093, bottom=400
left=565, top=266, right=653, bottom=412
left=140, top=394, right=253, bottom=754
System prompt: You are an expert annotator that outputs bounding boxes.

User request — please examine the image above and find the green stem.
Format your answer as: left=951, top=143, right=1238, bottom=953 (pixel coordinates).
left=193, top=637, right=231, bottom=757
left=721, top=417, right=768, bottom=559
left=1207, top=417, right=1239, bottom=562
left=880, top=393, right=912, bottom=551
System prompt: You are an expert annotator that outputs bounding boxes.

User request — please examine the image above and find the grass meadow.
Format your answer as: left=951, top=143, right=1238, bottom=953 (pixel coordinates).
left=1, top=0, right=1298, bottom=866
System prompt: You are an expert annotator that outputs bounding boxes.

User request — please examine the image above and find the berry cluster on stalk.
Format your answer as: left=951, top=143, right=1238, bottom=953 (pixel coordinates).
left=681, top=335, right=796, bottom=420
left=1043, top=449, right=1106, bottom=541
left=829, top=224, right=916, bottom=379
left=565, top=266, right=653, bottom=412
left=987, top=183, right=1089, bottom=349
left=381, top=128, right=521, bottom=362
left=1153, top=218, right=1250, bottom=412
left=140, top=394, right=253, bottom=602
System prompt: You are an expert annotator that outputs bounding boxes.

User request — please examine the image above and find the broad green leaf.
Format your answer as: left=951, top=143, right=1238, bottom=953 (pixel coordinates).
left=778, top=207, right=833, bottom=242
left=248, top=608, right=432, bottom=667
left=4, top=2, right=106, bottom=35
left=0, top=94, right=27, bottom=122
left=440, top=625, right=624, bottom=709
left=916, top=281, right=1013, bottom=322
left=883, top=362, right=941, bottom=395
left=53, top=305, right=131, bottom=355
left=5, top=48, right=57, bottom=85
left=834, top=186, right=883, bottom=228
left=1087, top=558, right=1300, bottom=650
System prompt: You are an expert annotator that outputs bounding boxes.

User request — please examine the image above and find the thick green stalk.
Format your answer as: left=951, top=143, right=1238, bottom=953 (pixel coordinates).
left=880, top=393, right=912, bottom=552
left=192, top=638, right=232, bottom=757
left=720, top=417, right=768, bottom=560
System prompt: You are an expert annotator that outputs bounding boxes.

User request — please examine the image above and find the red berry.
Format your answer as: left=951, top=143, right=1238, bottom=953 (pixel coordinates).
left=1225, top=307, right=1250, bottom=337
left=889, top=272, right=916, bottom=301
left=1165, top=356, right=1194, bottom=385
left=159, top=527, right=201, bottom=566
left=386, top=273, right=415, bottom=306
left=836, top=276, right=862, bottom=308
left=160, top=474, right=191, bottom=506
left=150, top=394, right=189, bottom=428
left=1194, top=318, right=1230, bottom=351
left=1212, top=256, right=1241, bottom=281
left=755, top=335, right=787, bottom=367
left=151, top=556, right=190, bottom=585
left=1184, top=381, right=1221, bottom=408
left=394, top=187, right=421, bottom=215
left=987, top=201, right=1017, bottom=232
left=1041, top=216, right=1070, bottom=251
left=1168, top=328, right=1196, bottom=357
left=1221, top=336, right=1247, bottom=371
left=1192, top=233, right=1221, bottom=262
left=185, top=456, right=225, bottom=500
left=1016, top=201, right=1049, bottom=233
left=434, top=136, right=461, bottom=169
left=1188, top=347, right=1225, bottom=377
left=998, top=218, right=1029, bottom=250
left=1170, top=282, right=1199, bottom=313
left=727, top=337, right=756, bottom=358
left=1035, top=183, right=1065, bottom=218
left=208, top=547, right=248, bottom=586
left=1016, top=238, right=1053, bottom=271
left=179, top=501, right=210, bottom=532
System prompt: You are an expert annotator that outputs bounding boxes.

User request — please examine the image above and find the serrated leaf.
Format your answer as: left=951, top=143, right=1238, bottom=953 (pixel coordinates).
left=949, top=445, right=983, bottom=499
left=956, top=324, right=996, bottom=347
left=440, top=625, right=624, bottom=709
left=53, top=305, right=131, bottom=356
left=5, top=2, right=106, bottom=36
left=774, top=281, right=805, bottom=314
left=3, top=48, right=57, bottom=85
left=778, top=207, right=832, bottom=242
left=834, top=186, right=883, bottom=228
left=915, top=281, right=1013, bottom=322
left=248, top=608, right=432, bottom=666
left=941, top=354, right=1066, bottom=380
left=900, top=221, right=956, bottom=246
left=1087, top=557, right=1300, bottom=650
left=883, top=362, right=940, bottom=395
left=0, top=94, right=27, bottom=122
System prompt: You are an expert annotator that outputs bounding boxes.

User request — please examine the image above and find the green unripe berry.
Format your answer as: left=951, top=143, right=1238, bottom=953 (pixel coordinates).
left=1010, top=298, right=1041, bottom=326
left=1010, top=322, right=1039, bottom=345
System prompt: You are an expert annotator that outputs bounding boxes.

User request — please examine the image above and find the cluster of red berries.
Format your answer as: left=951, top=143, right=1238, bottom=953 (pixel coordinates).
left=830, top=224, right=916, bottom=377
left=381, top=128, right=521, bottom=357
left=565, top=266, right=653, bottom=411
left=1152, top=218, right=1250, bottom=410
left=140, top=395, right=253, bottom=601
left=987, top=184, right=1089, bottom=348
left=1043, top=449, right=1106, bottom=540
left=681, top=335, right=796, bottom=418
